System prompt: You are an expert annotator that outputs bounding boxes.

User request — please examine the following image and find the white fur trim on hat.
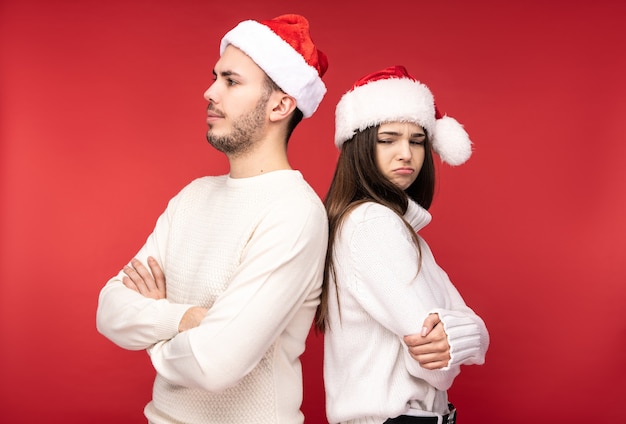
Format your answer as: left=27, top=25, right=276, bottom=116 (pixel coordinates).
left=335, top=76, right=472, bottom=166
left=335, top=78, right=436, bottom=146
left=220, top=20, right=326, bottom=118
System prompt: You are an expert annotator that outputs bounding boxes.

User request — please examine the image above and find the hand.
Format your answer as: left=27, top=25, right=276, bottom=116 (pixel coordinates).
left=122, top=257, right=166, bottom=300
left=178, top=306, right=209, bottom=332
left=403, top=313, right=450, bottom=370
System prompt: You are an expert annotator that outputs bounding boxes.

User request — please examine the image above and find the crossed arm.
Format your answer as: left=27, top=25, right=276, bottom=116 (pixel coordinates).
left=404, top=313, right=451, bottom=370
left=121, top=257, right=207, bottom=333
left=123, top=257, right=450, bottom=370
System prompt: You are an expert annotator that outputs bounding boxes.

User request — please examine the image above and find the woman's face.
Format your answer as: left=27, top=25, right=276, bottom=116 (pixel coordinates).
left=375, top=122, right=426, bottom=190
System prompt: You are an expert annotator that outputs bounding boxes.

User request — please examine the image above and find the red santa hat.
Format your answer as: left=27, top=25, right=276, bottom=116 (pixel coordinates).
left=334, top=65, right=472, bottom=166
left=220, top=14, right=328, bottom=118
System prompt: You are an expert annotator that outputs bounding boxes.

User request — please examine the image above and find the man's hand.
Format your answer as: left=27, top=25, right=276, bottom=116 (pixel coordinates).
left=403, top=313, right=451, bottom=370
left=122, top=257, right=207, bottom=333
left=123, top=256, right=166, bottom=300
left=178, top=306, right=209, bottom=332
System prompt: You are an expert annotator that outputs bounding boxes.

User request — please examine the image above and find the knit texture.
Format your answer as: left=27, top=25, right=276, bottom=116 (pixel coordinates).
left=323, top=200, right=488, bottom=424
left=97, top=170, right=328, bottom=424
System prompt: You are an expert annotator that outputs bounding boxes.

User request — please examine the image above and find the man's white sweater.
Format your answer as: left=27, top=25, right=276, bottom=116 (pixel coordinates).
left=96, top=170, right=328, bottom=424
left=323, top=200, right=489, bottom=424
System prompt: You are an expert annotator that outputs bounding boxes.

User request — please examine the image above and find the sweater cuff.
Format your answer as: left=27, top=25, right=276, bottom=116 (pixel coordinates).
left=154, top=301, right=195, bottom=341
left=431, top=308, right=486, bottom=367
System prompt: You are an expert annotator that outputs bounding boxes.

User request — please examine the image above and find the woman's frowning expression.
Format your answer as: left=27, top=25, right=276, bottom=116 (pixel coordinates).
left=375, top=121, right=426, bottom=190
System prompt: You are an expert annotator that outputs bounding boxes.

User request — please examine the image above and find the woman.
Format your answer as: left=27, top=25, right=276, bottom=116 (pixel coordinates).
left=316, top=66, right=489, bottom=424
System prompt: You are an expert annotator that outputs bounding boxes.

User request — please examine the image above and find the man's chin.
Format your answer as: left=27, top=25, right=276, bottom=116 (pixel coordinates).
left=206, top=129, right=224, bottom=143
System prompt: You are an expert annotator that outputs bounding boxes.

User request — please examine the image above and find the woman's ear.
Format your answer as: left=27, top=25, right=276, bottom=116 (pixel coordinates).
left=269, top=93, right=297, bottom=123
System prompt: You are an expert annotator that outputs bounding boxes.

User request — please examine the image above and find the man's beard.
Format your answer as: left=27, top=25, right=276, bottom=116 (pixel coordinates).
left=206, top=93, right=269, bottom=157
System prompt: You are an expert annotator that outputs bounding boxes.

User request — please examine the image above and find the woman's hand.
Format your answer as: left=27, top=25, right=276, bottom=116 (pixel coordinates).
left=403, top=313, right=451, bottom=370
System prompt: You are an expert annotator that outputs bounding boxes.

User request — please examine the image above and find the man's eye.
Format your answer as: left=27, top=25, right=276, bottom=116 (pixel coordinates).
left=227, top=78, right=237, bottom=86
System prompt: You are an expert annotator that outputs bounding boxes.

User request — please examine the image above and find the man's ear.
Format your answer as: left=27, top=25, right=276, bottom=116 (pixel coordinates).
left=268, top=93, right=297, bottom=123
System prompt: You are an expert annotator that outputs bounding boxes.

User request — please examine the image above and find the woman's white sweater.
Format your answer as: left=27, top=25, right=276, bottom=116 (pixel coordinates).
left=323, top=200, right=489, bottom=424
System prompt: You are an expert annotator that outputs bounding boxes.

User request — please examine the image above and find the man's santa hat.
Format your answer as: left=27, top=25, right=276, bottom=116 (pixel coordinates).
left=220, top=14, right=328, bottom=118
left=335, top=65, right=472, bottom=166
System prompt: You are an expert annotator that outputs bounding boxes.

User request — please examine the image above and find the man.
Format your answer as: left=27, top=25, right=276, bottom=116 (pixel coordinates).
left=96, top=14, right=329, bottom=424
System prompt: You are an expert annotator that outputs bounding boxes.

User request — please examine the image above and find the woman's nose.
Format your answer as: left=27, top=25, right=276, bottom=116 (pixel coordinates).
left=397, top=140, right=412, bottom=160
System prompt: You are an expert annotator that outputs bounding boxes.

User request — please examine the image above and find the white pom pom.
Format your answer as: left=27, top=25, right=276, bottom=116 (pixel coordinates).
left=432, top=116, right=472, bottom=166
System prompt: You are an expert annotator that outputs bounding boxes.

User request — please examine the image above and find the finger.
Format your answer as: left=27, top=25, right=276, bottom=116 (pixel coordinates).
left=404, top=317, right=444, bottom=347
left=123, top=264, right=142, bottom=284
left=123, top=265, right=149, bottom=295
left=408, top=337, right=449, bottom=357
left=122, top=275, right=139, bottom=292
left=407, top=349, right=446, bottom=366
left=408, top=344, right=443, bottom=358
left=413, top=349, right=451, bottom=367
left=130, top=258, right=157, bottom=291
left=421, top=313, right=441, bottom=337
left=415, top=346, right=450, bottom=360
left=419, top=358, right=450, bottom=370
left=404, top=333, right=428, bottom=348
left=425, top=322, right=446, bottom=342
left=147, top=257, right=166, bottom=294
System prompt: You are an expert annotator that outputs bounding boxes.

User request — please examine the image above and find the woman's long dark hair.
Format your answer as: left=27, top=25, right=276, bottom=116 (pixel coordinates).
left=314, top=125, right=436, bottom=332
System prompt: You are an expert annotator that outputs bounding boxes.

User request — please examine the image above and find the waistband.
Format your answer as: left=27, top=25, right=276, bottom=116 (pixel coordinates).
left=384, top=403, right=456, bottom=424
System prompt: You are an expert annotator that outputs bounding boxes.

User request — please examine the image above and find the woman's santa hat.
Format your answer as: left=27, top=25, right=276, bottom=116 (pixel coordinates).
left=220, top=14, right=328, bottom=118
left=335, top=65, right=472, bottom=166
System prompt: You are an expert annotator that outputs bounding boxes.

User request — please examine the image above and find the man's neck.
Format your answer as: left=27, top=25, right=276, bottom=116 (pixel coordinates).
left=227, top=138, right=291, bottom=179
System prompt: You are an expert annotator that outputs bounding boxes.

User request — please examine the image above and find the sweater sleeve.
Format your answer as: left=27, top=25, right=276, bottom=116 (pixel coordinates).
left=96, top=189, right=196, bottom=350
left=400, top=241, right=489, bottom=388
left=424, top=245, right=489, bottom=368
left=146, top=195, right=327, bottom=392
left=346, top=209, right=430, bottom=337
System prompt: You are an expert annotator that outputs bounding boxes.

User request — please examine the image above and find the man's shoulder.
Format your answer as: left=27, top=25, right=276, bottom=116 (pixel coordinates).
left=176, top=175, right=228, bottom=195
left=259, top=176, right=327, bottom=233
left=189, top=175, right=229, bottom=187
left=261, top=171, right=324, bottom=208
left=273, top=184, right=326, bottom=223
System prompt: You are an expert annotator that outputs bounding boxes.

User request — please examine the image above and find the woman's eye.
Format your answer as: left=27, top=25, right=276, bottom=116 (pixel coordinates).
left=410, top=135, right=426, bottom=145
left=377, top=139, right=393, bottom=144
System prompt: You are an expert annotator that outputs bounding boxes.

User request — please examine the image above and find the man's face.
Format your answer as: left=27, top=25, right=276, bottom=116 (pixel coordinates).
left=204, top=45, right=272, bottom=156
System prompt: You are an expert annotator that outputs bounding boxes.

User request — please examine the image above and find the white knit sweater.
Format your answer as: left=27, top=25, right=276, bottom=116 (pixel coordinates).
left=96, top=170, right=328, bottom=424
left=323, top=200, right=489, bottom=424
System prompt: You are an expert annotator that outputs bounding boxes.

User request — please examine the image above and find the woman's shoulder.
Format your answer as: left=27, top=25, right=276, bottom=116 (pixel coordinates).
left=339, top=202, right=415, bottom=250
left=345, top=201, right=403, bottom=227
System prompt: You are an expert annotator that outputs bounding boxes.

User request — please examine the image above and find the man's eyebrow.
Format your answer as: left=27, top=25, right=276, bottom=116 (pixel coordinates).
left=212, top=69, right=241, bottom=78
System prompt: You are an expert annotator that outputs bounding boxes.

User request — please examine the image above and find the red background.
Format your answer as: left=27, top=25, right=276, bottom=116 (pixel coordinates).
left=1, top=1, right=625, bottom=423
